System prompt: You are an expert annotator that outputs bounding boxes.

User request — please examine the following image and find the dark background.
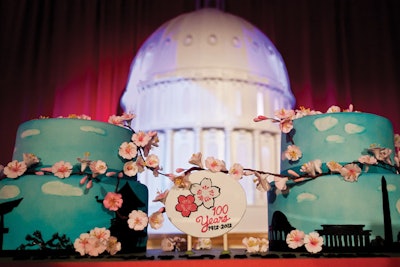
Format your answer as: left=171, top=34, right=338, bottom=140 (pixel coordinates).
left=1, top=0, right=399, bottom=165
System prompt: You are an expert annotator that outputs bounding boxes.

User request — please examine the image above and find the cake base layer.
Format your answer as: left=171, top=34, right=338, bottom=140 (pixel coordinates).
left=1, top=118, right=149, bottom=253
left=0, top=175, right=148, bottom=252
left=268, top=174, right=400, bottom=251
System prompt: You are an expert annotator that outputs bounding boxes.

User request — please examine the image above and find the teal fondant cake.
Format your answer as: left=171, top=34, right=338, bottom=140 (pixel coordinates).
left=268, top=111, right=400, bottom=251
left=280, top=112, right=395, bottom=174
left=0, top=118, right=149, bottom=254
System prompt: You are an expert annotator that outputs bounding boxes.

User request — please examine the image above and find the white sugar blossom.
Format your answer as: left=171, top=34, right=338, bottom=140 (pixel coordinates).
left=123, top=161, right=139, bottom=177
left=284, top=145, right=302, bottom=161
left=327, top=161, right=342, bottom=173
left=118, top=141, right=138, bottom=160
left=127, top=210, right=148, bottom=231
left=368, top=147, right=392, bottom=164
left=300, top=159, right=322, bottom=176
left=340, top=163, right=362, bottom=182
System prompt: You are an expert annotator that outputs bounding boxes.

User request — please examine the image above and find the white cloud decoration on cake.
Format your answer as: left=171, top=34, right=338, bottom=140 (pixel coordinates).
left=79, top=125, right=106, bottom=135
left=0, top=185, right=20, bottom=199
left=397, top=199, right=400, bottom=214
left=20, top=129, right=40, bottom=138
left=379, top=183, right=397, bottom=192
left=41, top=181, right=83, bottom=196
left=313, top=116, right=338, bottom=131
left=345, top=123, right=365, bottom=134
left=325, top=135, right=345, bottom=143
left=296, top=192, right=317, bottom=203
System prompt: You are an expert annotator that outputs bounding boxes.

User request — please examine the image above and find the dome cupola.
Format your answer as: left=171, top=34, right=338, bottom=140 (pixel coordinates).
left=121, top=8, right=294, bottom=130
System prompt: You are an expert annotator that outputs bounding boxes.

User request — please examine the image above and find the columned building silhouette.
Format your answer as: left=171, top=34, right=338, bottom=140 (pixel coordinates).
left=120, top=7, right=295, bottom=233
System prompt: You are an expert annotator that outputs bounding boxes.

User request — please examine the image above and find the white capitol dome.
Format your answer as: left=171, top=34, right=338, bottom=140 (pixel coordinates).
left=121, top=7, right=295, bottom=233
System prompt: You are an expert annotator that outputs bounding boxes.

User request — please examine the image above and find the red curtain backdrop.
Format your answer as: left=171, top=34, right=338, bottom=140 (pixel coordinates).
left=1, top=0, right=399, bottom=165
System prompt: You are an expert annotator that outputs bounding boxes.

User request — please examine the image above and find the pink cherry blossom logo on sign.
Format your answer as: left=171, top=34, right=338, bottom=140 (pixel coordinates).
left=175, top=195, right=198, bottom=217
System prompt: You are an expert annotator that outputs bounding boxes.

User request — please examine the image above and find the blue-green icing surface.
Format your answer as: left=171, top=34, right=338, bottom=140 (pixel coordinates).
left=268, top=174, right=400, bottom=241
left=0, top=119, right=148, bottom=251
left=271, top=112, right=400, bottom=243
left=281, top=112, right=394, bottom=174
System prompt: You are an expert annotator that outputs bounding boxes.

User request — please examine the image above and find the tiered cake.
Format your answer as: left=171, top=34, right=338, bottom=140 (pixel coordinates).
left=268, top=111, right=400, bottom=251
left=0, top=118, right=149, bottom=254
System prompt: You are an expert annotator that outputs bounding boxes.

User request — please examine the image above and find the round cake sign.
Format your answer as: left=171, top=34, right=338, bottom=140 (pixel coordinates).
left=165, top=170, right=247, bottom=238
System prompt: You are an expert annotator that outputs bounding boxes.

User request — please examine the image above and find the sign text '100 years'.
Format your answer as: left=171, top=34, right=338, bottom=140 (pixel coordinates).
left=195, top=204, right=232, bottom=233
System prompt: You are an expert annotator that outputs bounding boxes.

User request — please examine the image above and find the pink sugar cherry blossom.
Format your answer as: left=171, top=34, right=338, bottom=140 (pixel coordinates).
left=123, top=161, right=139, bottom=177
left=22, top=153, right=39, bottom=167
left=85, top=237, right=106, bottom=256
left=304, top=231, right=324, bottom=254
left=229, top=163, right=244, bottom=180
left=90, top=227, right=111, bottom=242
left=284, top=145, right=302, bottom=161
left=149, top=210, right=164, bottom=230
left=135, top=156, right=146, bottom=173
left=74, top=228, right=120, bottom=256
left=103, top=192, right=123, bottom=211
left=340, top=163, right=362, bottom=182
left=258, top=238, right=269, bottom=253
left=327, top=161, right=342, bottom=173
left=294, top=106, right=314, bottom=118
left=274, top=176, right=288, bottom=191
left=143, top=131, right=159, bottom=157
left=3, top=160, right=27, bottom=178
left=51, top=161, right=73, bottom=178
left=127, top=210, right=148, bottom=231
left=205, top=156, right=225, bottom=172
left=74, top=233, right=91, bottom=256
left=89, top=160, right=107, bottom=177
left=358, top=155, right=378, bottom=165
left=274, top=108, right=295, bottom=120
left=74, top=232, right=106, bottom=256
left=169, top=174, right=191, bottom=189
left=368, top=147, right=392, bottom=164
left=161, top=237, right=175, bottom=251
left=300, top=159, right=322, bottom=176
left=118, top=141, right=138, bottom=160
left=195, top=237, right=212, bottom=250
left=105, top=236, right=121, bottom=255
left=286, top=229, right=305, bottom=249
left=242, top=237, right=260, bottom=253
left=120, top=113, right=135, bottom=122
left=153, top=190, right=169, bottom=204
left=145, top=154, right=159, bottom=168
left=254, top=172, right=271, bottom=192
left=326, top=105, right=341, bottom=113
left=107, top=114, right=125, bottom=126
left=131, top=131, right=151, bottom=147
left=189, top=152, right=203, bottom=168
left=279, top=118, right=294, bottom=133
